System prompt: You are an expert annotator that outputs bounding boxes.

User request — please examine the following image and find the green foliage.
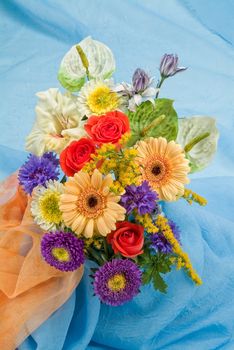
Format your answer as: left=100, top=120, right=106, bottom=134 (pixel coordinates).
left=127, top=98, right=178, bottom=146
left=138, top=248, right=172, bottom=293
left=152, top=273, right=168, bottom=294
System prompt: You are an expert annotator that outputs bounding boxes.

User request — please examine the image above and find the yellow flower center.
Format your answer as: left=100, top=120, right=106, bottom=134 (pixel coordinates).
left=52, top=247, right=70, bottom=262
left=77, top=189, right=106, bottom=219
left=107, top=273, right=127, bottom=292
left=87, top=85, right=119, bottom=115
left=39, top=191, right=62, bottom=224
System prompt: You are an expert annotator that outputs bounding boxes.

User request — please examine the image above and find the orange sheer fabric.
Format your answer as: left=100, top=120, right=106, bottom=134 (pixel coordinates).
left=0, top=173, right=83, bottom=350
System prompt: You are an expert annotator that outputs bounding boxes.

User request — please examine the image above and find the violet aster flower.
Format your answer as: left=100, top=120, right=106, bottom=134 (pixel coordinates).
left=41, top=231, right=85, bottom=271
left=121, top=181, right=158, bottom=215
left=93, top=259, right=142, bottom=306
left=150, top=219, right=181, bottom=254
left=18, top=152, right=59, bottom=194
left=160, top=54, right=187, bottom=78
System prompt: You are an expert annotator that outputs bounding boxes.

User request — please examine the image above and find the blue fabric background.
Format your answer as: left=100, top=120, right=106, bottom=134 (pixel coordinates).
left=0, top=1, right=234, bottom=349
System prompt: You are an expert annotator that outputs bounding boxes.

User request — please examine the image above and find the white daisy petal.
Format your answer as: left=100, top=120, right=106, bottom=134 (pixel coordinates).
left=31, top=180, right=64, bottom=231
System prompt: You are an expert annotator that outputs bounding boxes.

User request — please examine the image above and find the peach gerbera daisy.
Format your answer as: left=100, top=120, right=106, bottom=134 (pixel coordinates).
left=59, top=169, right=126, bottom=237
left=136, top=137, right=190, bottom=201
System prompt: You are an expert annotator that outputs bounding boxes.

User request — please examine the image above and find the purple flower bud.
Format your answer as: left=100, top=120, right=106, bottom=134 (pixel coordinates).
left=159, top=54, right=187, bottom=78
left=132, top=68, right=150, bottom=92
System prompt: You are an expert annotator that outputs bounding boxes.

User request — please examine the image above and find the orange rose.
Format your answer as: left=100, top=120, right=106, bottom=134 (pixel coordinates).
left=60, top=138, right=95, bottom=176
left=84, top=111, right=130, bottom=144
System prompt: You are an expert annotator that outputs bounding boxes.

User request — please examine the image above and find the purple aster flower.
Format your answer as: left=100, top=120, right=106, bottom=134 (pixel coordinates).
left=150, top=219, right=181, bottom=254
left=159, top=54, right=187, bottom=78
left=41, top=231, right=85, bottom=271
left=18, top=152, right=59, bottom=194
left=93, top=259, right=142, bottom=306
left=121, top=181, right=159, bottom=215
left=132, top=68, right=150, bottom=93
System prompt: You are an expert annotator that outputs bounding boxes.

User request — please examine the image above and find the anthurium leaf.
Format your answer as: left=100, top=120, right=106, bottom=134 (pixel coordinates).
left=127, top=98, right=178, bottom=146
left=152, top=272, right=168, bottom=293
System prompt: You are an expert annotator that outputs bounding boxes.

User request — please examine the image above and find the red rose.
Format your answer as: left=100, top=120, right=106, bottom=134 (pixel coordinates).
left=60, top=138, right=95, bottom=176
left=107, top=221, right=144, bottom=258
left=84, top=111, right=130, bottom=144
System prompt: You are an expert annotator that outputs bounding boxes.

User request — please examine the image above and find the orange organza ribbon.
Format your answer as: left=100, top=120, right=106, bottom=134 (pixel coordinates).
left=0, top=173, right=83, bottom=350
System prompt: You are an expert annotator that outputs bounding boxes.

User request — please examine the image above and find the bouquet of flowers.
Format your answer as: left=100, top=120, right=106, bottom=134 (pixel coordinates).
left=18, top=37, right=219, bottom=306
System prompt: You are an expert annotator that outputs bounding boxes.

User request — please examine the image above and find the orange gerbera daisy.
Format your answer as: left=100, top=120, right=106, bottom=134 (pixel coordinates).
left=136, top=137, right=190, bottom=201
left=59, top=169, right=126, bottom=237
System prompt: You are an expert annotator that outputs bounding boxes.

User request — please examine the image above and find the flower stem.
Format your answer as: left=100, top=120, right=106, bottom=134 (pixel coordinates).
left=86, top=246, right=105, bottom=266
left=60, top=175, right=67, bottom=183
left=155, top=76, right=166, bottom=99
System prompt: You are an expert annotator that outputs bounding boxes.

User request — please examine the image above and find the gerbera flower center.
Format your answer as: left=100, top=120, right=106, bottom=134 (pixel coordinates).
left=52, top=247, right=70, bottom=262
left=87, top=195, right=98, bottom=208
left=152, top=165, right=161, bottom=175
left=77, top=189, right=106, bottom=219
left=39, top=191, right=62, bottom=224
left=87, top=85, right=119, bottom=114
left=144, top=158, right=170, bottom=185
left=107, top=273, right=127, bottom=292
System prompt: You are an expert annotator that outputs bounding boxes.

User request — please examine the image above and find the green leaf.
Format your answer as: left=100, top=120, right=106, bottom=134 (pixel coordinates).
left=152, top=272, right=168, bottom=293
left=142, top=267, right=153, bottom=285
left=136, top=246, right=152, bottom=266
left=127, top=98, right=178, bottom=146
left=157, top=253, right=173, bottom=274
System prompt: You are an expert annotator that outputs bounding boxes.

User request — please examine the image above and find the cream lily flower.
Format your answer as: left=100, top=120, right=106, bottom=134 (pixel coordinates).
left=26, top=88, right=86, bottom=156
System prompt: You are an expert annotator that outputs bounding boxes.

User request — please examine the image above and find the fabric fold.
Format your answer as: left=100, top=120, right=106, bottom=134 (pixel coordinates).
left=0, top=173, right=83, bottom=350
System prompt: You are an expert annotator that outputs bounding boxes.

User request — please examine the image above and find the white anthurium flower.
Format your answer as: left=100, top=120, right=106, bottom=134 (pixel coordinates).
left=26, top=88, right=86, bottom=156
left=58, top=36, right=115, bottom=91
left=176, top=116, right=219, bottom=172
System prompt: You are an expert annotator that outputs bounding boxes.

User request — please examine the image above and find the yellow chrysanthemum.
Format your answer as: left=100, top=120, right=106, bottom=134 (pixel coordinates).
left=77, top=79, right=121, bottom=117
left=136, top=137, right=190, bottom=201
left=31, top=180, right=64, bottom=231
left=59, top=169, right=126, bottom=238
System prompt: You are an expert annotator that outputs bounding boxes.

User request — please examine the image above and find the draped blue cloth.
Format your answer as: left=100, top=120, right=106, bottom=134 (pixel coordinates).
left=0, top=0, right=234, bottom=349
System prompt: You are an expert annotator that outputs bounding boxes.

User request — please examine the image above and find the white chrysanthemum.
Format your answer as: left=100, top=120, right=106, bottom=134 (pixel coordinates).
left=176, top=116, right=219, bottom=172
left=26, top=88, right=87, bottom=156
left=58, top=36, right=115, bottom=91
left=31, top=180, right=64, bottom=231
left=77, top=78, right=123, bottom=117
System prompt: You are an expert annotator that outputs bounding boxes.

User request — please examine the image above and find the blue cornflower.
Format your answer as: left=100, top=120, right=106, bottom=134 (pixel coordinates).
left=121, top=181, right=158, bottom=215
left=18, top=152, right=59, bottom=194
